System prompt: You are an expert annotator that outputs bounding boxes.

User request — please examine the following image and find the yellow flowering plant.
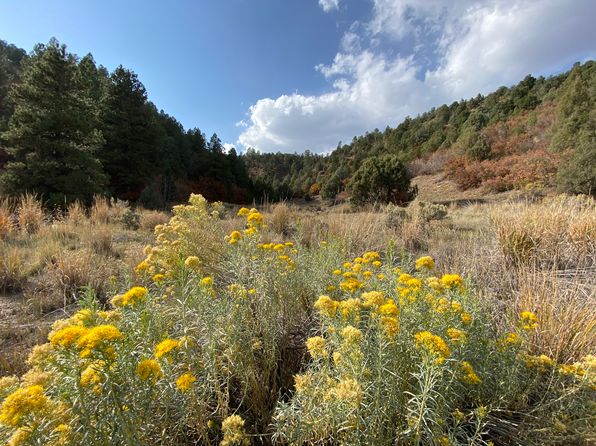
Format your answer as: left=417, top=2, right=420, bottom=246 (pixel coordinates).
left=1, top=198, right=593, bottom=446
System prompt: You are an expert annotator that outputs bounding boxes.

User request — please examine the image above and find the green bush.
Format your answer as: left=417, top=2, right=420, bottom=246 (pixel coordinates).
left=349, top=155, right=417, bottom=206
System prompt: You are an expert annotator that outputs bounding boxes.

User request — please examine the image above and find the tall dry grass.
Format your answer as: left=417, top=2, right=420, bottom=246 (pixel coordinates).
left=90, top=195, right=111, bottom=224
left=16, top=194, right=44, bottom=235
left=489, top=195, right=595, bottom=269
left=0, top=198, right=14, bottom=239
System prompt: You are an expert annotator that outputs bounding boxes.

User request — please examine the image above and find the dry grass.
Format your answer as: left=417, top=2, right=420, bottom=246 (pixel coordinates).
left=139, top=209, right=170, bottom=231
left=268, top=202, right=293, bottom=235
left=0, top=194, right=157, bottom=375
left=0, top=243, right=27, bottom=292
left=515, top=268, right=595, bottom=362
left=16, top=194, right=45, bottom=235
left=90, top=195, right=111, bottom=224
left=66, top=200, right=87, bottom=225
left=490, top=195, right=595, bottom=269
left=0, top=198, right=14, bottom=239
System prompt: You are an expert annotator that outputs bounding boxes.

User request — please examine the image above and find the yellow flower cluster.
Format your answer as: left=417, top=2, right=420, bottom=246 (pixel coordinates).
left=446, top=328, right=467, bottom=344
left=306, top=336, right=328, bottom=359
left=0, top=385, right=48, bottom=427
left=78, top=325, right=123, bottom=358
left=341, top=326, right=362, bottom=344
left=221, top=414, right=249, bottom=446
left=80, top=361, right=105, bottom=394
left=152, top=273, right=165, bottom=284
left=415, top=255, right=435, bottom=270
left=524, top=354, right=555, bottom=372
left=111, top=286, right=148, bottom=307
left=314, top=295, right=339, bottom=318
left=175, top=372, right=196, bottom=392
left=227, top=230, right=242, bottom=244
left=440, top=274, right=465, bottom=290
left=184, top=256, right=201, bottom=269
left=328, top=377, right=362, bottom=406
left=460, top=361, right=481, bottom=384
left=49, top=326, right=88, bottom=348
left=362, top=291, right=385, bottom=307
left=414, top=331, right=450, bottom=364
left=520, top=311, right=538, bottom=330
left=155, top=338, right=181, bottom=359
left=339, top=298, right=361, bottom=321
left=136, top=359, right=163, bottom=384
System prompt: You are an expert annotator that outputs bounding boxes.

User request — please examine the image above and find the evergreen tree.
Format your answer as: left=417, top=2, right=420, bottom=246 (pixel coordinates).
left=99, top=66, right=161, bottom=199
left=348, top=154, right=415, bottom=206
left=0, top=39, right=105, bottom=206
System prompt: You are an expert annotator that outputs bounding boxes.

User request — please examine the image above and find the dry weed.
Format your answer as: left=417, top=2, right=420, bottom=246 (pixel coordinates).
left=90, top=195, right=111, bottom=224
left=139, top=209, right=170, bottom=231
left=17, top=194, right=45, bottom=235
left=0, top=198, right=14, bottom=238
left=268, top=202, right=293, bottom=235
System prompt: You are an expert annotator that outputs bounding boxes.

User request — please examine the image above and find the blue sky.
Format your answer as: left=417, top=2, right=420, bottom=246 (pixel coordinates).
left=1, top=0, right=595, bottom=153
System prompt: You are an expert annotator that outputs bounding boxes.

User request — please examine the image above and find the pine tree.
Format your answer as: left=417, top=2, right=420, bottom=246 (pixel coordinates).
left=99, top=66, right=161, bottom=199
left=0, top=39, right=105, bottom=206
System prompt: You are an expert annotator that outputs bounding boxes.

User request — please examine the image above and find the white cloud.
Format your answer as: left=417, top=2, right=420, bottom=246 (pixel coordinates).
left=223, top=143, right=236, bottom=154
left=318, top=0, right=340, bottom=13
left=239, top=0, right=596, bottom=153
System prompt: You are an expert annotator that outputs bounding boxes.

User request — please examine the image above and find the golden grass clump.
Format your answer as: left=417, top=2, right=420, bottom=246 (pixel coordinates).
left=0, top=198, right=14, bottom=239
left=490, top=194, right=595, bottom=269
left=65, top=200, right=87, bottom=226
left=90, top=195, right=111, bottom=225
left=0, top=243, right=27, bottom=292
left=139, top=209, right=170, bottom=231
left=16, top=194, right=44, bottom=235
left=268, top=201, right=293, bottom=235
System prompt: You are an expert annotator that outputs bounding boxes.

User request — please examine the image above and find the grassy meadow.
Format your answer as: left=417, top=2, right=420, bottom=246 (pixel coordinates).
left=0, top=187, right=594, bottom=445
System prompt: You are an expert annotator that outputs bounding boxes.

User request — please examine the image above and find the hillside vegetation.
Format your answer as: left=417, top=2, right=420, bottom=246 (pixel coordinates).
left=2, top=38, right=594, bottom=209
left=0, top=193, right=594, bottom=445
left=244, top=61, right=595, bottom=200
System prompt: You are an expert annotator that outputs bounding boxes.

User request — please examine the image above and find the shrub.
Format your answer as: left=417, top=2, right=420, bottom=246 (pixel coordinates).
left=416, top=201, right=448, bottom=222
left=308, top=183, right=321, bottom=196
left=139, top=210, right=170, bottom=231
left=274, top=262, right=594, bottom=445
left=349, top=155, right=417, bottom=206
left=0, top=195, right=592, bottom=446
left=384, top=203, right=408, bottom=229
left=120, top=208, right=141, bottom=231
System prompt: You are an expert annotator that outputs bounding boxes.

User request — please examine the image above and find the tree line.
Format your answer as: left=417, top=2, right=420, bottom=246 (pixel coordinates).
left=244, top=61, right=595, bottom=201
left=0, top=38, right=252, bottom=208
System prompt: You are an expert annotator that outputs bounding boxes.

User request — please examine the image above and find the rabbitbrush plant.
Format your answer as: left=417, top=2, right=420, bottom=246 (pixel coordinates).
left=0, top=194, right=593, bottom=445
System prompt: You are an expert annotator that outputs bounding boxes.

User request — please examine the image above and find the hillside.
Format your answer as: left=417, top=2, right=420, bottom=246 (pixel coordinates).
left=244, top=61, right=595, bottom=200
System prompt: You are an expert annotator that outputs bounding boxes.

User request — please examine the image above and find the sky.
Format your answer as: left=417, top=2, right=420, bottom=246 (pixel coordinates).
left=1, top=0, right=595, bottom=154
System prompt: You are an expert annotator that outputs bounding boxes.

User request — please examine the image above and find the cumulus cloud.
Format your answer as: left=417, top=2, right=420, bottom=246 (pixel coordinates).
left=318, top=0, right=341, bottom=13
left=239, top=0, right=596, bottom=153
left=223, top=143, right=236, bottom=154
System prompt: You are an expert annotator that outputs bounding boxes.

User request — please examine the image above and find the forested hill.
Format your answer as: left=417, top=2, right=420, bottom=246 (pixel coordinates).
left=243, top=61, right=595, bottom=200
left=0, top=38, right=252, bottom=207
left=1, top=37, right=593, bottom=208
